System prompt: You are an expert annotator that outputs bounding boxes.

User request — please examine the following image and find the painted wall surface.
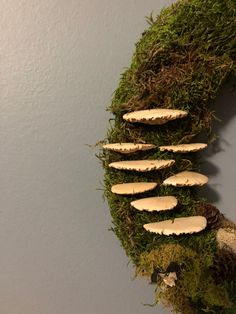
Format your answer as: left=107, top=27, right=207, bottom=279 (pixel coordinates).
left=0, top=1, right=235, bottom=313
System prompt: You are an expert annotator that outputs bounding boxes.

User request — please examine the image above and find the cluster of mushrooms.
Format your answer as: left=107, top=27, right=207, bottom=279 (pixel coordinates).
left=103, top=108, right=209, bottom=238
left=102, top=108, right=213, bottom=286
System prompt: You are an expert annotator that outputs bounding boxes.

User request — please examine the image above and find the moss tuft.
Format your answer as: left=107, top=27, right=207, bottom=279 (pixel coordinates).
left=137, top=244, right=232, bottom=313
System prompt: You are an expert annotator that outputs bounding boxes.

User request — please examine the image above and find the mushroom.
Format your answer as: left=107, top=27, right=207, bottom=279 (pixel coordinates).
left=131, top=196, right=178, bottom=212
left=143, top=216, right=207, bottom=235
left=163, top=171, right=208, bottom=187
left=102, top=143, right=156, bottom=154
left=123, top=109, right=188, bottom=125
left=109, top=159, right=175, bottom=172
left=159, top=143, right=207, bottom=153
left=111, top=182, right=157, bottom=195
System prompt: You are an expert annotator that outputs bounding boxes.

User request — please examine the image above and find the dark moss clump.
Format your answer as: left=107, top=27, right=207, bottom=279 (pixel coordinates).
left=98, top=0, right=236, bottom=312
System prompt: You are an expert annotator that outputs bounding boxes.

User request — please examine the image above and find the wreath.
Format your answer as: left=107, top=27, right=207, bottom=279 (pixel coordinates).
left=98, top=1, right=236, bottom=313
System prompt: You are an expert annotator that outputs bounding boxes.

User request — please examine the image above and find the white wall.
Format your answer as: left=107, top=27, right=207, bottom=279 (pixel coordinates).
left=0, top=1, right=235, bottom=313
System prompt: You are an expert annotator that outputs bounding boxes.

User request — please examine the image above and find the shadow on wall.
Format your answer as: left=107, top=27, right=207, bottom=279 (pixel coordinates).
left=199, top=75, right=236, bottom=204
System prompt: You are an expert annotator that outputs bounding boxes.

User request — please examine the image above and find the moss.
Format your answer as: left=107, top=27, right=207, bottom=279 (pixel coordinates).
left=99, top=0, right=236, bottom=312
left=137, top=244, right=232, bottom=312
left=136, top=243, right=198, bottom=276
left=159, top=285, right=197, bottom=314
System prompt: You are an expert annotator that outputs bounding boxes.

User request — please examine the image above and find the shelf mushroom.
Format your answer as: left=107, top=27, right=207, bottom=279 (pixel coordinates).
left=163, top=171, right=208, bottom=187
left=103, top=143, right=156, bottom=154
left=123, top=108, right=188, bottom=125
left=131, top=196, right=178, bottom=212
left=111, top=182, right=157, bottom=195
left=159, top=143, right=207, bottom=153
left=109, top=159, right=175, bottom=172
left=143, top=216, right=207, bottom=236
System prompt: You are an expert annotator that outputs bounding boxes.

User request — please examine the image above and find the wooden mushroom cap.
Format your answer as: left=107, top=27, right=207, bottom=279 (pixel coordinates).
left=163, top=171, right=208, bottom=187
left=109, top=159, right=175, bottom=172
left=123, top=109, right=188, bottom=125
left=102, top=143, right=156, bottom=154
left=143, top=216, right=207, bottom=235
left=159, top=143, right=207, bottom=153
left=111, top=182, right=157, bottom=195
left=131, top=196, right=178, bottom=212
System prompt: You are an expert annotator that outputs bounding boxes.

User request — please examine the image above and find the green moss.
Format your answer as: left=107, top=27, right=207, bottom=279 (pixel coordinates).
left=137, top=244, right=232, bottom=313
left=99, top=0, right=236, bottom=312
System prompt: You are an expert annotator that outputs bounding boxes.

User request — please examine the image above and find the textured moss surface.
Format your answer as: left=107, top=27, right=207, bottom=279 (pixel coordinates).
left=98, top=0, right=236, bottom=312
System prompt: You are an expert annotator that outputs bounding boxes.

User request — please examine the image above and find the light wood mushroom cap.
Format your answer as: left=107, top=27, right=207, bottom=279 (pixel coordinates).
left=111, top=182, right=157, bottom=195
left=131, top=196, right=177, bottom=212
left=163, top=171, right=208, bottom=187
left=123, top=109, right=188, bottom=125
left=102, top=143, right=156, bottom=154
left=143, top=216, right=207, bottom=235
left=109, top=159, right=175, bottom=172
left=159, top=143, right=207, bottom=153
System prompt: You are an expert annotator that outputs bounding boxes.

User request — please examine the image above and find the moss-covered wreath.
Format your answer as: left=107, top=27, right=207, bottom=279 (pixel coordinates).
left=98, top=0, right=236, bottom=313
